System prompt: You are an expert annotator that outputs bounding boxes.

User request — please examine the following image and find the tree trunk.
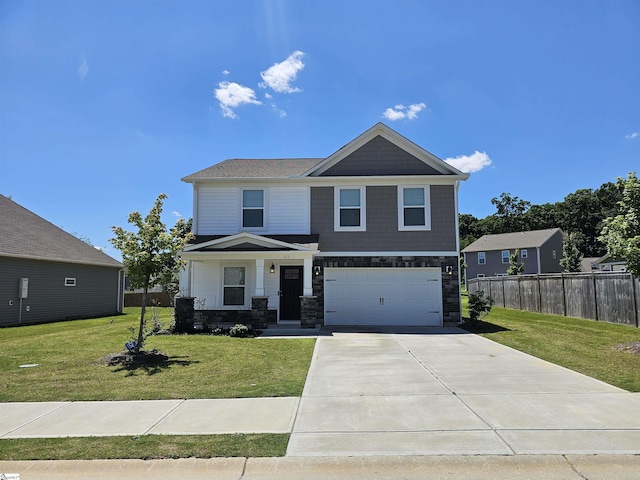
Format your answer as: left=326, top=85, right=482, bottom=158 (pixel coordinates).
left=136, top=282, right=148, bottom=354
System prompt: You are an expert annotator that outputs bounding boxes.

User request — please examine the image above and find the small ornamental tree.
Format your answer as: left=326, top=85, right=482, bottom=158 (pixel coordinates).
left=506, top=249, right=524, bottom=275
left=599, top=172, right=640, bottom=277
left=110, top=194, right=194, bottom=353
left=560, top=232, right=583, bottom=273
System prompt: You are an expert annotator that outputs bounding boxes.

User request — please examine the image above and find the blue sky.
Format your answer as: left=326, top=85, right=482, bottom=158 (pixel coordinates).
left=1, top=0, right=638, bottom=261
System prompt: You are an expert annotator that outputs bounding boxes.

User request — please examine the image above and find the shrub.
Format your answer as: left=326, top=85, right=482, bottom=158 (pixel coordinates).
left=468, top=290, right=494, bottom=324
left=229, top=324, right=250, bottom=337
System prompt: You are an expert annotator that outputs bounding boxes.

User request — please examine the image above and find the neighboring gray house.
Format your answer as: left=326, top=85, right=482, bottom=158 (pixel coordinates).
left=462, top=228, right=563, bottom=280
left=179, top=122, right=469, bottom=327
left=0, top=195, right=124, bottom=326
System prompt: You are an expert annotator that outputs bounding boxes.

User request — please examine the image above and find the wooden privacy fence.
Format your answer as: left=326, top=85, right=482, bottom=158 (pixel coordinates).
left=467, top=273, right=640, bottom=328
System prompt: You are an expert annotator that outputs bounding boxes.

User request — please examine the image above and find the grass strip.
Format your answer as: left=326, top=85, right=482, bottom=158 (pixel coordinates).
left=0, top=434, right=289, bottom=460
left=462, top=295, right=640, bottom=392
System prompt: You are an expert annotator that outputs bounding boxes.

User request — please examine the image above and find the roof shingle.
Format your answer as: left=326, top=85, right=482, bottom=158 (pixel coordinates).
left=462, top=228, right=562, bottom=253
left=182, top=158, right=323, bottom=181
left=0, top=195, right=122, bottom=267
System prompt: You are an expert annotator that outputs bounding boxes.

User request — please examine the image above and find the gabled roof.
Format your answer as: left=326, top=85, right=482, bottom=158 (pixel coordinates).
left=0, top=195, right=122, bottom=268
left=302, top=123, right=469, bottom=179
left=181, top=123, right=470, bottom=183
left=184, top=233, right=319, bottom=253
left=462, top=228, right=562, bottom=253
left=182, top=158, right=323, bottom=182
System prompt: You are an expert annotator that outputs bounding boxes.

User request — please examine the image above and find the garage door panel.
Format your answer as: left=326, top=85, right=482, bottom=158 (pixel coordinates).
left=324, top=268, right=442, bottom=326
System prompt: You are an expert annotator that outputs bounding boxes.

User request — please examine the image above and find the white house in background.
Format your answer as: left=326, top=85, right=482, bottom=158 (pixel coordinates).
left=178, top=123, right=469, bottom=328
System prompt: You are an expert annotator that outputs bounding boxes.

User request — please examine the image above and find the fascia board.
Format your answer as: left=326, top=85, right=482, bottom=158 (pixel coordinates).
left=0, top=252, right=123, bottom=269
left=189, top=175, right=463, bottom=187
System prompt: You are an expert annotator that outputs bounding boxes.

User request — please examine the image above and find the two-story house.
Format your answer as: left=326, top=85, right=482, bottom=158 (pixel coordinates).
left=462, top=228, right=564, bottom=281
left=178, top=123, right=469, bottom=328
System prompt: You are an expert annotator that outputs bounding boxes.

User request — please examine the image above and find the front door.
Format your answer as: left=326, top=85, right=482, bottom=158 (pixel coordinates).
left=279, top=266, right=303, bottom=320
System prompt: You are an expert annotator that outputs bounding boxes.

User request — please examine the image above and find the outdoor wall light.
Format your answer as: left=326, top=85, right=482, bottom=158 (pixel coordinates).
left=313, top=266, right=321, bottom=276
left=445, top=266, right=453, bottom=275
left=270, top=263, right=275, bottom=274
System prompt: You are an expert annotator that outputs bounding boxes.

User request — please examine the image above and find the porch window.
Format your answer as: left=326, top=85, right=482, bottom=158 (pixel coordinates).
left=242, top=190, right=264, bottom=228
left=334, top=187, right=366, bottom=231
left=398, top=186, right=430, bottom=230
left=223, top=267, right=245, bottom=306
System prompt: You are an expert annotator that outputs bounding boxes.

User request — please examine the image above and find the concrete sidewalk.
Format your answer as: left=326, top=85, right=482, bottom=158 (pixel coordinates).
left=2, top=455, right=640, bottom=479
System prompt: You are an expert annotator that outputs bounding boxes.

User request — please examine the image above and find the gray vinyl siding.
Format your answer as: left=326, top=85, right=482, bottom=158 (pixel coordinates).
left=540, top=232, right=563, bottom=273
left=0, top=256, right=123, bottom=326
left=319, top=136, right=442, bottom=176
left=310, top=185, right=456, bottom=251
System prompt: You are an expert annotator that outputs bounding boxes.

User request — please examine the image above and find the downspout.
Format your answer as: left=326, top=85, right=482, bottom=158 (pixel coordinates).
left=454, top=179, right=463, bottom=323
left=118, top=269, right=124, bottom=313
left=536, top=246, right=542, bottom=274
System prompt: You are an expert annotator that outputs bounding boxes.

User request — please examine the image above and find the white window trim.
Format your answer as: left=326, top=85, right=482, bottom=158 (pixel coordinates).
left=521, top=249, right=528, bottom=259
left=221, top=265, right=247, bottom=308
left=241, top=188, right=267, bottom=231
left=334, top=186, right=366, bottom=232
left=501, top=250, right=510, bottom=264
left=478, top=252, right=486, bottom=265
left=397, top=185, right=431, bottom=231
left=65, top=277, right=76, bottom=287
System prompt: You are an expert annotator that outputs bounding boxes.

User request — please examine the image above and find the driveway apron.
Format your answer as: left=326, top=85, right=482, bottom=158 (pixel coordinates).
left=287, top=327, right=640, bottom=456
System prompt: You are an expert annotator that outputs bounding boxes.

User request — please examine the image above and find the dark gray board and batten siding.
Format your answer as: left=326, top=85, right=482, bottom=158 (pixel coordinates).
left=0, top=256, right=124, bottom=326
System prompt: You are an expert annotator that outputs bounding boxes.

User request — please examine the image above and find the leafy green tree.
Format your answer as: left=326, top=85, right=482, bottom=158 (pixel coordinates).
left=599, top=172, right=640, bottom=277
left=110, top=194, right=194, bottom=353
left=506, top=249, right=524, bottom=275
left=560, top=232, right=583, bottom=272
left=490, top=192, right=531, bottom=233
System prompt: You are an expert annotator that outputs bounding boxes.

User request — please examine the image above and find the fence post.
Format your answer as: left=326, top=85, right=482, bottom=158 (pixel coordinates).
left=537, top=274, right=542, bottom=313
left=561, top=273, right=567, bottom=317
left=592, top=273, right=599, bottom=321
left=502, top=277, right=506, bottom=307
left=631, top=274, right=639, bottom=328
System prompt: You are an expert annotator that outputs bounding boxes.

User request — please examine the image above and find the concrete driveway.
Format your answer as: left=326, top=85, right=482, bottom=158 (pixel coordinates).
left=287, top=327, right=640, bottom=456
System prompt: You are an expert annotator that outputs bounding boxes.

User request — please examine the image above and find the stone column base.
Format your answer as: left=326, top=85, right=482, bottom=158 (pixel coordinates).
left=251, top=296, right=269, bottom=329
left=300, top=296, right=318, bottom=328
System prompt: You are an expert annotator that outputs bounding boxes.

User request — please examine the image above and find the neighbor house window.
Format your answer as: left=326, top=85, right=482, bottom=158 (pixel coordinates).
left=65, top=278, right=76, bottom=287
left=502, top=250, right=510, bottom=264
left=398, top=186, right=430, bottom=231
left=223, top=267, right=245, bottom=306
left=478, top=252, right=486, bottom=265
left=521, top=249, right=528, bottom=259
left=477, top=274, right=485, bottom=278
left=552, top=250, right=557, bottom=259
left=242, top=190, right=264, bottom=228
left=334, top=187, right=366, bottom=231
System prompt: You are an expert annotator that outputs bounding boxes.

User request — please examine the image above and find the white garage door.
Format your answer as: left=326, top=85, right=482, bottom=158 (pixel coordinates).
left=324, top=268, right=442, bottom=326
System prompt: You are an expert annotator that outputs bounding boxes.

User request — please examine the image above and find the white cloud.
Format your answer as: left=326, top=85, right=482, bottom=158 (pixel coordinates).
left=264, top=92, right=272, bottom=99
left=222, top=69, right=230, bottom=76
left=382, top=103, right=426, bottom=121
left=172, top=211, right=182, bottom=218
left=214, top=81, right=262, bottom=118
left=625, top=132, right=638, bottom=139
left=78, top=55, right=89, bottom=80
left=259, top=51, right=305, bottom=93
left=444, top=151, right=492, bottom=173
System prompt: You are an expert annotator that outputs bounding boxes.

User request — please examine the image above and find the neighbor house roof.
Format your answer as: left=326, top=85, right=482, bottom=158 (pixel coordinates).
left=182, top=158, right=323, bottom=181
left=462, top=228, right=562, bottom=253
left=0, top=195, right=123, bottom=268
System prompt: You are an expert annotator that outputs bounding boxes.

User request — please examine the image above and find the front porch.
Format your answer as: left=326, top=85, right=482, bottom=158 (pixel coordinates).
left=178, top=233, right=320, bottom=329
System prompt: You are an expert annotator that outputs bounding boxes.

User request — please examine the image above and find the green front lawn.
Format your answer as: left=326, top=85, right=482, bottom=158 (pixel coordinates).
left=0, top=308, right=315, bottom=402
left=462, top=294, right=640, bottom=392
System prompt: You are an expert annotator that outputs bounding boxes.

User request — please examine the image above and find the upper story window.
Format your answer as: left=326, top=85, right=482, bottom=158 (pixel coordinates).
left=521, top=249, right=528, bottom=259
left=65, top=278, right=76, bottom=287
left=334, top=187, right=366, bottom=231
left=502, top=250, right=510, bottom=264
left=398, top=186, right=430, bottom=231
left=478, top=252, right=486, bottom=264
left=242, top=190, right=264, bottom=229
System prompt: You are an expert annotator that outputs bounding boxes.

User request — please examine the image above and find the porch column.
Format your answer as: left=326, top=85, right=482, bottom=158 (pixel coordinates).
left=303, top=257, right=313, bottom=296
left=255, top=259, right=265, bottom=297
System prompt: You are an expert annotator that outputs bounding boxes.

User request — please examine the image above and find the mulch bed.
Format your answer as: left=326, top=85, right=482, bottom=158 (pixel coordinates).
left=612, top=342, right=640, bottom=355
left=97, top=350, right=169, bottom=367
